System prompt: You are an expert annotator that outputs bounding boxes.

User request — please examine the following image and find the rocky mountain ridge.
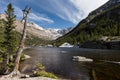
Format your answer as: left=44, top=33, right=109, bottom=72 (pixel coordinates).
left=0, top=14, right=72, bottom=40
left=88, top=0, right=120, bottom=21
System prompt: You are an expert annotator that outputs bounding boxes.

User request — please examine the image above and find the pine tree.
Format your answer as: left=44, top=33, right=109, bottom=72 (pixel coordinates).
left=0, top=19, right=4, bottom=44
left=0, top=19, right=5, bottom=59
left=4, top=3, right=18, bottom=73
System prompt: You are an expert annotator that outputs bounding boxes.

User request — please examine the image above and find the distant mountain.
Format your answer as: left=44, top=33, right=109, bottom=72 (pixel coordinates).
left=55, top=0, right=120, bottom=48
left=15, top=20, right=62, bottom=40
left=57, top=27, right=73, bottom=35
left=0, top=14, right=72, bottom=40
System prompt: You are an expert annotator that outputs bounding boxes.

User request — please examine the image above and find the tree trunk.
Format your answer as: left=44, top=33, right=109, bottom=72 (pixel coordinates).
left=12, top=14, right=28, bottom=75
left=5, top=52, right=10, bottom=74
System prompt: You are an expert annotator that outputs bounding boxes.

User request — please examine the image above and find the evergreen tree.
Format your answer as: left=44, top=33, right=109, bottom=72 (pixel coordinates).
left=4, top=3, right=18, bottom=73
left=0, top=19, right=5, bottom=59
left=0, top=19, right=4, bottom=44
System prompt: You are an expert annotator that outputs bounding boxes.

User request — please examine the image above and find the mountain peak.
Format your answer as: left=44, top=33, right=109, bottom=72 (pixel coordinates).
left=87, top=0, right=120, bottom=21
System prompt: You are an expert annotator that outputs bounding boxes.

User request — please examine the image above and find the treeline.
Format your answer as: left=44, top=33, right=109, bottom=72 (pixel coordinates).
left=25, top=34, right=50, bottom=46
left=54, top=4, right=120, bottom=47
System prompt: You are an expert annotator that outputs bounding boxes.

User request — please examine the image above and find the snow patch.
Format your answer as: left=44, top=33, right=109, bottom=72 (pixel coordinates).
left=59, top=43, right=74, bottom=47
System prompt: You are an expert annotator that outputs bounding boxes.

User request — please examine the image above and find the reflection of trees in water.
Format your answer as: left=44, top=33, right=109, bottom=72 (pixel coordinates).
left=90, top=61, right=120, bottom=80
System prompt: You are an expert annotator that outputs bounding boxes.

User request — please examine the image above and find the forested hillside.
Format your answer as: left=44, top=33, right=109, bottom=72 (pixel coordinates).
left=55, top=4, right=120, bottom=48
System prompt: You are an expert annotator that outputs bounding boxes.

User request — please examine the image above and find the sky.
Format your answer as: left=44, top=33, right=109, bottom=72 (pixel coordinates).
left=0, top=0, right=109, bottom=29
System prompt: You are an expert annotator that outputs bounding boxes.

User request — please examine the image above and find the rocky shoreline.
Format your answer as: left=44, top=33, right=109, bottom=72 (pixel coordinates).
left=81, top=41, right=120, bottom=50
left=0, top=77, right=58, bottom=80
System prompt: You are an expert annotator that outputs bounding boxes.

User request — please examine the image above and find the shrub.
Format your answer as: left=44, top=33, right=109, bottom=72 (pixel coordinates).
left=36, top=70, right=58, bottom=79
left=20, top=53, right=25, bottom=61
left=34, top=63, right=58, bottom=79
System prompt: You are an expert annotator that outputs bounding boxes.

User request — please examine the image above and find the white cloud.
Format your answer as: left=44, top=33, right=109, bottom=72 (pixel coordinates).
left=50, top=0, right=83, bottom=24
left=70, top=0, right=109, bottom=15
left=33, top=0, right=108, bottom=24
left=0, top=1, right=54, bottom=24
left=29, top=13, right=54, bottom=23
left=14, top=6, right=23, bottom=18
left=14, top=6, right=54, bottom=23
left=0, top=0, right=109, bottom=25
left=32, top=0, right=85, bottom=24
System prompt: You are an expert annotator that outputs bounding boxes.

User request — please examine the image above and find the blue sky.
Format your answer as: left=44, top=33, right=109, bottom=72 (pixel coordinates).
left=0, top=0, right=108, bottom=29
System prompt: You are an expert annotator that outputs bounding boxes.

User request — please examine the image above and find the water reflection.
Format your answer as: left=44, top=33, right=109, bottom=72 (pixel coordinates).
left=21, top=47, right=120, bottom=80
left=90, top=61, right=120, bottom=80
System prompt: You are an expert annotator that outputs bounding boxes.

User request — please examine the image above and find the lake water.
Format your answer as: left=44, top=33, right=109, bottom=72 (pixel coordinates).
left=21, top=47, right=120, bottom=80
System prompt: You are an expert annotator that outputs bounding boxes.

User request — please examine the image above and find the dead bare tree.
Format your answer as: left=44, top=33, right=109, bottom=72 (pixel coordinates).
left=6, top=7, right=31, bottom=77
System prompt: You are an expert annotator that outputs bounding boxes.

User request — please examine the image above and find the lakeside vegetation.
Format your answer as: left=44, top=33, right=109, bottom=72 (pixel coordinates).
left=0, top=3, right=50, bottom=76
left=33, top=63, right=58, bottom=79
left=0, top=3, right=58, bottom=79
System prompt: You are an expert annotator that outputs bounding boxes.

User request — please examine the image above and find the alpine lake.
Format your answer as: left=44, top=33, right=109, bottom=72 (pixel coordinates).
left=21, top=47, right=120, bottom=80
